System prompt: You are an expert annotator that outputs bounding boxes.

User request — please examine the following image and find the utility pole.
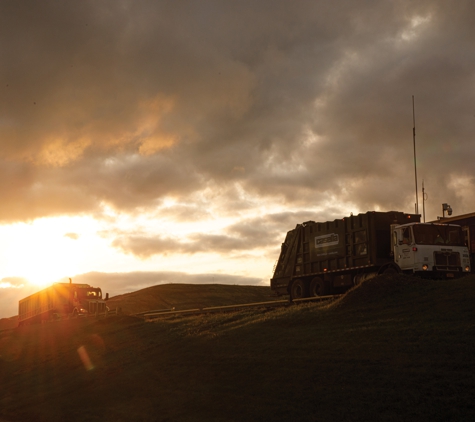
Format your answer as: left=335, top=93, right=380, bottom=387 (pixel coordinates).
left=413, top=95, right=419, bottom=215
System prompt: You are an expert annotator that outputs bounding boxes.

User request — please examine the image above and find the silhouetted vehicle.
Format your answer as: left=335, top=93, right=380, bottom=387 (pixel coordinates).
left=271, top=211, right=471, bottom=299
left=435, top=211, right=475, bottom=271
left=18, top=278, right=109, bottom=326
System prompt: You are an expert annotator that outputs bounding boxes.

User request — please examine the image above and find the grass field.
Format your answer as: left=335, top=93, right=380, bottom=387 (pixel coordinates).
left=1, top=276, right=475, bottom=421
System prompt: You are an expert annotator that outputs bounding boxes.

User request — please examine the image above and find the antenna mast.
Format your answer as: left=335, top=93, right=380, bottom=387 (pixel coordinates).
left=413, top=95, right=419, bottom=215
left=422, top=180, right=426, bottom=222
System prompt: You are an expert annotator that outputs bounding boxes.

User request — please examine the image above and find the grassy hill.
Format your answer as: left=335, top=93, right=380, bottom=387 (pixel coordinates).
left=1, top=275, right=475, bottom=421
left=106, top=283, right=277, bottom=314
left=0, top=283, right=274, bottom=331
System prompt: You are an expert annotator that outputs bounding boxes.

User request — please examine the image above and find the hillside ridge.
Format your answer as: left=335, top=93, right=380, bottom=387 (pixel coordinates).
left=1, top=275, right=475, bottom=421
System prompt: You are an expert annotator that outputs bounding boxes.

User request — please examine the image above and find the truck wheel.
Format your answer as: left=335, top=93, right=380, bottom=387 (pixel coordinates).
left=309, top=277, right=327, bottom=296
left=379, top=264, right=401, bottom=275
left=290, top=279, right=307, bottom=300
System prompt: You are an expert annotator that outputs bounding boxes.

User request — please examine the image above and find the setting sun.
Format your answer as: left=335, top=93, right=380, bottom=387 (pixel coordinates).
left=0, top=217, right=94, bottom=287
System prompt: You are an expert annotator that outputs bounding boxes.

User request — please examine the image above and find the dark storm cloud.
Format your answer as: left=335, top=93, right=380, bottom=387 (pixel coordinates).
left=1, top=0, right=475, bottom=223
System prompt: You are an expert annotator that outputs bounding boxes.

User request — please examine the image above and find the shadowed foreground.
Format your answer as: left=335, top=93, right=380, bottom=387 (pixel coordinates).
left=1, top=276, right=475, bottom=421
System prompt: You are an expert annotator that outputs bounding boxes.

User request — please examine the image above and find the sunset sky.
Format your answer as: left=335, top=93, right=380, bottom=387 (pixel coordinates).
left=2, top=0, right=475, bottom=318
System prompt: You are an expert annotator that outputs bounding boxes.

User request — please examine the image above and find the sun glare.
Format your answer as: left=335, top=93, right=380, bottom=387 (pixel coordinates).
left=0, top=217, right=93, bottom=288
left=0, top=203, right=281, bottom=291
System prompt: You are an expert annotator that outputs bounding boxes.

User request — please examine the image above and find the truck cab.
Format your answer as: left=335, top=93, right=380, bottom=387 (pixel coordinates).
left=392, top=222, right=471, bottom=277
left=71, top=284, right=109, bottom=316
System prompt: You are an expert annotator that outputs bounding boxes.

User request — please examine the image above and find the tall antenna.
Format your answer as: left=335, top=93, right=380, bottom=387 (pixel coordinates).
left=422, top=180, right=426, bottom=222
left=413, top=95, right=419, bottom=215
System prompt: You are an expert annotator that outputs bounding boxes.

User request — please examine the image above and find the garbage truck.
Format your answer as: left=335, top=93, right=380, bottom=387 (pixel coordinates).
left=270, top=211, right=471, bottom=299
left=18, top=278, right=109, bottom=325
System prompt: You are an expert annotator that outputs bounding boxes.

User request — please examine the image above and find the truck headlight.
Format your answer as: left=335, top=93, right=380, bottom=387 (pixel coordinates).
left=422, top=264, right=428, bottom=271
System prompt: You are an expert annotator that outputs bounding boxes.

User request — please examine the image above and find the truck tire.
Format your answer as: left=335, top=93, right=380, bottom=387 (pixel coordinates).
left=290, top=279, right=307, bottom=300
left=379, top=264, right=401, bottom=275
left=309, top=277, right=328, bottom=296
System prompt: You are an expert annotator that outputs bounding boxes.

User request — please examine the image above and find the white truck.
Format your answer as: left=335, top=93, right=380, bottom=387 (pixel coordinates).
left=392, top=221, right=471, bottom=277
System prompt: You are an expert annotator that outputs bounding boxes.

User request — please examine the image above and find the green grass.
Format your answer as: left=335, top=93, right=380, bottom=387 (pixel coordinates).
left=1, top=276, right=475, bottom=421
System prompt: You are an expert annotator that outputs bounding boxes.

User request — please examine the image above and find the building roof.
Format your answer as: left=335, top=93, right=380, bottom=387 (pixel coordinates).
left=429, top=211, right=475, bottom=224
